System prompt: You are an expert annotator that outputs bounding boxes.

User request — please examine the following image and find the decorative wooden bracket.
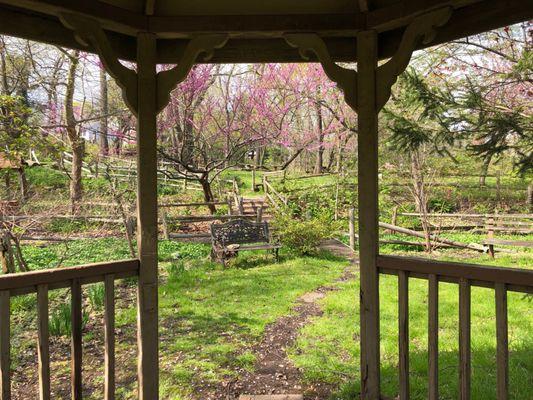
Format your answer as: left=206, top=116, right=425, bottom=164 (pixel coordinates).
left=375, top=7, right=451, bottom=111
left=284, top=7, right=451, bottom=112
left=284, top=33, right=358, bottom=111
left=60, top=13, right=138, bottom=112
left=156, top=35, right=228, bottom=113
left=59, top=13, right=228, bottom=115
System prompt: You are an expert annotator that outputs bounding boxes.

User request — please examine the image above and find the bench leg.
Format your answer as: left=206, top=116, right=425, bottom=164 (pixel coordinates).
left=274, top=248, right=280, bottom=263
left=488, top=244, right=495, bottom=259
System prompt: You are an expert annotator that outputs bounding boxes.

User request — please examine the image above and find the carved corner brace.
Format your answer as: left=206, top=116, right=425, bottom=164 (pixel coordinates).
left=284, top=33, right=358, bottom=112
left=59, top=13, right=228, bottom=115
left=156, top=35, right=228, bottom=113
left=284, top=7, right=451, bottom=113
left=59, top=13, right=139, bottom=113
left=376, top=7, right=452, bottom=110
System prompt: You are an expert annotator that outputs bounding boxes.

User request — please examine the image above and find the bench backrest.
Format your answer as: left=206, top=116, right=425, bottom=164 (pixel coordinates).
left=211, top=219, right=270, bottom=246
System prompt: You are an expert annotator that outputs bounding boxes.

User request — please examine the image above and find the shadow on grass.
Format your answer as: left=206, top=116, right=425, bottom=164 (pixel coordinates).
left=326, top=344, right=533, bottom=400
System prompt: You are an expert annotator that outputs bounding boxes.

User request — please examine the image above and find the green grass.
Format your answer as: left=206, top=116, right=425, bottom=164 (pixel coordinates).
left=156, top=251, right=348, bottom=397
left=290, top=250, right=533, bottom=400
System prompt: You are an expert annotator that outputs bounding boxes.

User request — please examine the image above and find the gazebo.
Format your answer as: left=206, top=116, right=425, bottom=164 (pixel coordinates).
left=0, top=1, right=531, bottom=399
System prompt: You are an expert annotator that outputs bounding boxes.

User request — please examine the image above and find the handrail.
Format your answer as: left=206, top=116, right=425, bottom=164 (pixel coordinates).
left=377, top=255, right=533, bottom=293
left=398, top=212, right=533, bottom=219
left=263, top=177, right=288, bottom=206
left=0, top=259, right=139, bottom=296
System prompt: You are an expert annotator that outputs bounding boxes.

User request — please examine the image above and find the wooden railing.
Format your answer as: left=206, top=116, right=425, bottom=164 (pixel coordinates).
left=0, top=259, right=139, bottom=400
left=377, top=255, right=533, bottom=400
left=263, top=177, right=288, bottom=209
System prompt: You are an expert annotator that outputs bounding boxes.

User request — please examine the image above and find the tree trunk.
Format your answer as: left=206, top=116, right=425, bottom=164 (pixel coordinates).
left=99, top=68, right=109, bottom=156
left=527, top=182, right=532, bottom=212
left=199, top=175, right=217, bottom=214
left=410, top=150, right=432, bottom=252
left=65, top=51, right=83, bottom=213
left=17, top=168, right=29, bottom=201
left=479, top=155, right=491, bottom=186
left=4, top=171, right=11, bottom=199
left=314, top=101, right=324, bottom=174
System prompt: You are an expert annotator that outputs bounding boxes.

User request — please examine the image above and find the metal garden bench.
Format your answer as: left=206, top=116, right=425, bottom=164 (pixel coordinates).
left=210, top=219, right=281, bottom=266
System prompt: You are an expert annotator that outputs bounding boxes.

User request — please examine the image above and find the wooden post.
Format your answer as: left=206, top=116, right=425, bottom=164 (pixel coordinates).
left=70, top=279, right=82, bottom=400
left=160, top=211, right=170, bottom=240
left=0, top=290, right=10, bottom=400
left=252, top=167, right=257, bottom=192
left=256, top=206, right=263, bottom=223
left=104, top=275, right=115, bottom=400
left=136, top=32, right=159, bottom=400
left=357, top=30, right=380, bottom=400
left=349, top=208, right=356, bottom=251
left=37, top=285, right=50, bottom=400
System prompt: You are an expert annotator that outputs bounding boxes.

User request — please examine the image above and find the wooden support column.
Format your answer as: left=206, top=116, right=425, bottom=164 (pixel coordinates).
left=357, top=30, right=380, bottom=400
left=136, top=32, right=159, bottom=400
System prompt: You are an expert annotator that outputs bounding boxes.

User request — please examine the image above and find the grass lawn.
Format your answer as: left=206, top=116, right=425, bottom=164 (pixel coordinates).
left=290, top=242, right=533, bottom=400
left=13, top=239, right=349, bottom=399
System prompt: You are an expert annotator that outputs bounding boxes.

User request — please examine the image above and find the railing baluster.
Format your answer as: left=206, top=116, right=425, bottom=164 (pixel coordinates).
left=428, top=274, right=439, bottom=400
left=71, top=279, right=82, bottom=400
left=104, top=275, right=115, bottom=400
left=495, top=283, right=508, bottom=400
left=0, top=290, right=10, bottom=400
left=398, top=270, right=409, bottom=400
left=37, top=285, right=50, bottom=400
left=459, top=278, right=471, bottom=400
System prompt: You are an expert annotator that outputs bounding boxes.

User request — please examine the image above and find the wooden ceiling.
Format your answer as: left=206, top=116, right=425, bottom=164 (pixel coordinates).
left=0, top=0, right=530, bottom=63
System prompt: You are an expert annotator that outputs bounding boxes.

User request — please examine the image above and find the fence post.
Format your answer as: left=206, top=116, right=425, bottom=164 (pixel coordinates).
left=257, top=206, right=263, bottom=223
left=252, top=168, right=257, bottom=192
left=349, top=208, right=356, bottom=251
left=160, top=211, right=170, bottom=240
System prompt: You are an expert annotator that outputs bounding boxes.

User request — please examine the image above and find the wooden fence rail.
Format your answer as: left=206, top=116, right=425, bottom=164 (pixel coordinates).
left=0, top=259, right=139, bottom=400
left=377, top=255, right=533, bottom=400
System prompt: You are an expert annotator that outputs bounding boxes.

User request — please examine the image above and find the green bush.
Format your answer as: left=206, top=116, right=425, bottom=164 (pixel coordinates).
left=26, top=166, right=67, bottom=189
left=273, top=213, right=332, bottom=256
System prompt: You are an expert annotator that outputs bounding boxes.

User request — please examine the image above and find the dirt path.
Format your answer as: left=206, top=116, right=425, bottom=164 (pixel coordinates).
left=201, top=241, right=358, bottom=400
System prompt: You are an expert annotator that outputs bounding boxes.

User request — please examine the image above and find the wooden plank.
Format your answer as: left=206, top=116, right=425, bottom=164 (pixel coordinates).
left=495, top=283, right=508, bottom=400
left=428, top=274, right=438, bottom=400
left=37, top=284, right=50, bottom=400
left=357, top=29, right=380, bottom=400
left=0, top=259, right=139, bottom=293
left=377, top=256, right=533, bottom=289
left=398, top=271, right=409, bottom=400
left=104, top=275, right=115, bottom=400
left=136, top=32, right=159, bottom=400
left=483, top=239, right=533, bottom=247
left=71, top=279, right=82, bottom=400
left=459, top=279, right=471, bottom=400
left=0, top=291, right=10, bottom=400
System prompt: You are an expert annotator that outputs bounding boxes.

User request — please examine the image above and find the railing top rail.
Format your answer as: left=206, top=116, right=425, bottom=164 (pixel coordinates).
left=159, top=201, right=227, bottom=208
left=0, top=259, right=139, bottom=295
left=398, top=212, right=533, bottom=219
left=377, top=255, right=533, bottom=291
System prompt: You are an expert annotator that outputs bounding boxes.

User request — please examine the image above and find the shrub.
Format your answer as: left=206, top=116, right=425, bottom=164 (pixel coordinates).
left=273, top=213, right=332, bottom=256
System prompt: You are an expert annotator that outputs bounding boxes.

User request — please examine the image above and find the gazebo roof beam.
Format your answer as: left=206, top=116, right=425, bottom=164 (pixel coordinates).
left=0, top=0, right=530, bottom=64
left=0, top=6, right=137, bottom=60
